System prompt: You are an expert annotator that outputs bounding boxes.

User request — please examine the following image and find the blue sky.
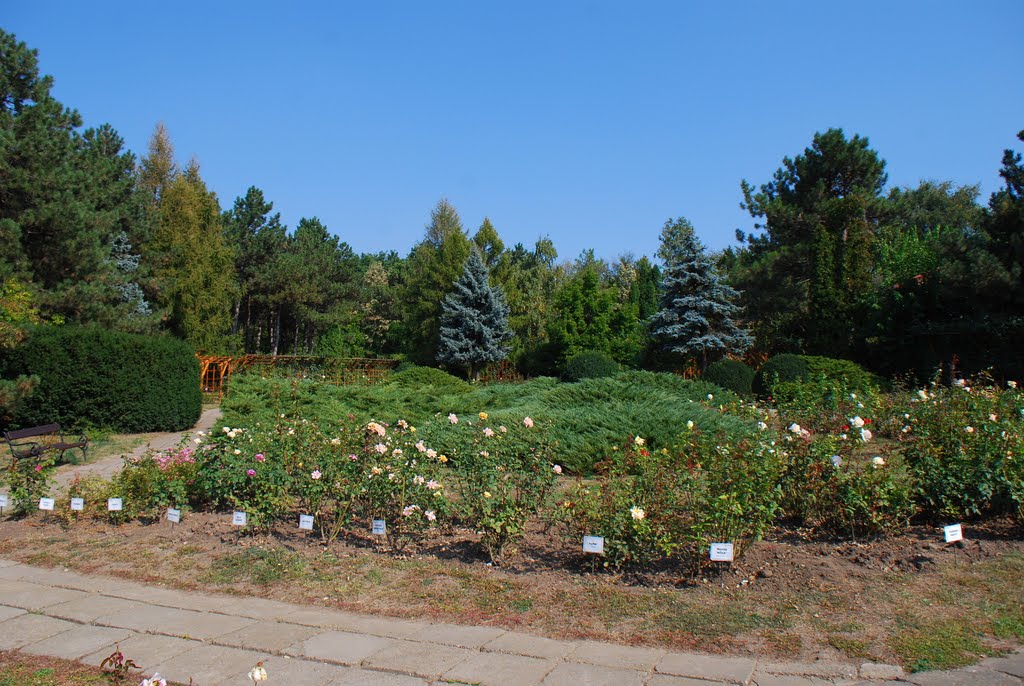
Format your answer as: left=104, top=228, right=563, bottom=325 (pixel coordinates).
left=6, top=2, right=1023, bottom=262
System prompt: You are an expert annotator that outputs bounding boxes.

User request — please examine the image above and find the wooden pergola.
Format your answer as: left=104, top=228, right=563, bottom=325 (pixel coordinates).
left=197, top=355, right=400, bottom=399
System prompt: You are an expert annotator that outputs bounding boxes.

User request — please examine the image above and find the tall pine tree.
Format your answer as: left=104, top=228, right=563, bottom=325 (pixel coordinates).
left=650, top=218, right=751, bottom=371
left=437, top=249, right=512, bottom=380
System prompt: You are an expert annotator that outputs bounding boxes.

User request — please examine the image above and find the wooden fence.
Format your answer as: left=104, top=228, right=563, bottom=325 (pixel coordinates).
left=198, top=355, right=400, bottom=400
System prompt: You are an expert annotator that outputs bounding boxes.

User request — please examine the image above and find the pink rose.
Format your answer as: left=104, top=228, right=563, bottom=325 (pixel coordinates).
left=246, top=469, right=256, bottom=477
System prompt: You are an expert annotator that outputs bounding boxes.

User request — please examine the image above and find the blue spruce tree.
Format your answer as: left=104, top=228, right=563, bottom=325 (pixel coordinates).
left=650, top=218, right=752, bottom=370
left=437, top=249, right=513, bottom=379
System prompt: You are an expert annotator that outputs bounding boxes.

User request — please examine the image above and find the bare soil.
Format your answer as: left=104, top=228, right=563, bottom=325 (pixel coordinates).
left=1, top=511, right=1021, bottom=669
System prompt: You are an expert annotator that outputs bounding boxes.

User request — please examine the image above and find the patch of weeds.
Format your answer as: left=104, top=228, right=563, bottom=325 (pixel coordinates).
left=173, top=545, right=203, bottom=557
left=761, top=630, right=803, bottom=656
left=365, top=568, right=384, bottom=584
left=509, top=597, right=534, bottom=613
left=889, top=619, right=996, bottom=672
left=203, top=547, right=306, bottom=585
left=828, top=635, right=872, bottom=659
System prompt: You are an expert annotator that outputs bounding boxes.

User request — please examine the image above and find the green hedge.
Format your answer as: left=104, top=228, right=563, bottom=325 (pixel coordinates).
left=754, top=353, right=881, bottom=398
left=561, top=351, right=619, bottom=382
left=703, top=359, right=755, bottom=396
left=4, top=326, right=201, bottom=432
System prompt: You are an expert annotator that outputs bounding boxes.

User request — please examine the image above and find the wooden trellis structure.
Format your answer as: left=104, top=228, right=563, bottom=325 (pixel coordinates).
left=198, top=355, right=400, bottom=400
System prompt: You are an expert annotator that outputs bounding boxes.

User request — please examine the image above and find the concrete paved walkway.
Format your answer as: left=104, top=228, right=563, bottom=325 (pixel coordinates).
left=1, top=559, right=1021, bottom=686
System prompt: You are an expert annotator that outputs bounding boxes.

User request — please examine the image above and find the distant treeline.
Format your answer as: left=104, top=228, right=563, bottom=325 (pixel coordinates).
left=1, top=29, right=1021, bottom=380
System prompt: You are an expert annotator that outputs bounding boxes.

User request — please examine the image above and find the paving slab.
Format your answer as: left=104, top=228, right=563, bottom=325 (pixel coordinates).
left=45, top=594, right=148, bottom=622
left=570, top=639, right=666, bottom=671
left=334, top=667, right=431, bottom=685
left=214, top=595, right=300, bottom=621
left=980, top=653, right=1024, bottom=680
left=215, top=620, right=320, bottom=652
left=907, top=666, right=1023, bottom=686
left=0, top=578, right=89, bottom=610
left=0, top=559, right=17, bottom=568
left=150, top=642, right=265, bottom=686
left=442, top=651, right=556, bottom=686
left=360, top=638, right=474, bottom=678
left=94, top=603, right=255, bottom=640
left=650, top=676, right=733, bottom=686
left=0, top=613, right=78, bottom=650
left=406, top=621, right=506, bottom=648
left=105, top=583, right=239, bottom=614
left=483, top=631, right=576, bottom=660
left=82, top=633, right=201, bottom=670
left=0, top=604, right=26, bottom=621
left=539, top=661, right=647, bottom=686
left=658, top=653, right=757, bottom=685
left=289, top=629, right=400, bottom=665
left=752, top=675, right=838, bottom=686
left=213, top=654, right=353, bottom=685
left=860, top=663, right=908, bottom=681
left=22, top=624, right=135, bottom=660
left=764, top=661, right=859, bottom=680
left=281, top=607, right=427, bottom=638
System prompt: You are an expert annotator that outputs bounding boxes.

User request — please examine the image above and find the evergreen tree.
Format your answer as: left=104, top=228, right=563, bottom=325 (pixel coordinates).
left=650, top=218, right=751, bottom=371
left=437, top=249, right=512, bottom=380
left=401, top=199, right=471, bottom=363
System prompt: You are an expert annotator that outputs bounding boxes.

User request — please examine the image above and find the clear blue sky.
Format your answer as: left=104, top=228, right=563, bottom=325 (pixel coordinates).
left=6, top=1, right=1023, bottom=262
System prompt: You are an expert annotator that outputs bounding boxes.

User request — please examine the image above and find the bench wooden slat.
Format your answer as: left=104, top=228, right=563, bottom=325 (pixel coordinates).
left=5, top=424, right=61, bottom=440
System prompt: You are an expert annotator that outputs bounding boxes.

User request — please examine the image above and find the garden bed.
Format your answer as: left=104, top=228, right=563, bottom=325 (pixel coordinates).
left=1, top=510, right=1020, bottom=672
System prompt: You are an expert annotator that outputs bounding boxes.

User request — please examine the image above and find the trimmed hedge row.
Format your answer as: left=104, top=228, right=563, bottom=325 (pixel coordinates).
left=3, top=326, right=201, bottom=432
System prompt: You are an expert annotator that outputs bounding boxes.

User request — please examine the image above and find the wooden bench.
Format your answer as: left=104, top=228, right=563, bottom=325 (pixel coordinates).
left=4, top=424, right=88, bottom=467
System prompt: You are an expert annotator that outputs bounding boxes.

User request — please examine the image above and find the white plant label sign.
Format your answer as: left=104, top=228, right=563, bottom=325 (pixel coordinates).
left=944, top=523, right=963, bottom=543
left=166, top=508, right=181, bottom=524
left=38, top=497, right=55, bottom=511
left=0, top=494, right=9, bottom=508
left=710, top=543, right=735, bottom=562
left=232, top=511, right=247, bottom=526
left=371, top=519, right=386, bottom=535
left=107, top=498, right=123, bottom=512
left=582, top=535, right=605, bottom=554
left=70, top=498, right=85, bottom=511
left=298, top=514, right=314, bottom=531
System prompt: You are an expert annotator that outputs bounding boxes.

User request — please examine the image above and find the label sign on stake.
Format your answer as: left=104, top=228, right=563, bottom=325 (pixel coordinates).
left=39, top=497, right=55, bottom=511
left=371, top=519, right=386, bottom=535
left=944, top=523, right=963, bottom=543
left=582, top=535, right=605, bottom=554
left=0, top=494, right=9, bottom=508
left=298, top=514, right=314, bottom=531
left=166, top=508, right=181, bottom=524
left=710, top=542, right=735, bottom=562
left=107, top=498, right=123, bottom=512
left=70, top=498, right=85, bottom=511
left=232, top=511, right=247, bottom=526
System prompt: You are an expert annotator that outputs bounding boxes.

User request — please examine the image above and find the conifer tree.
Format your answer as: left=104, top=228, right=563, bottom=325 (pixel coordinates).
left=650, top=218, right=751, bottom=371
left=437, top=249, right=512, bottom=380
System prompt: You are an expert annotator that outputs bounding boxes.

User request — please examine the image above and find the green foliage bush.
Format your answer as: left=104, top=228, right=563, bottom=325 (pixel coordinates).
left=561, top=351, right=619, bottom=382
left=703, top=359, right=755, bottom=396
left=898, top=381, right=1024, bottom=521
left=558, top=430, right=784, bottom=572
left=778, top=433, right=917, bottom=537
left=389, top=365, right=471, bottom=392
left=753, top=354, right=809, bottom=396
left=4, top=326, right=201, bottom=432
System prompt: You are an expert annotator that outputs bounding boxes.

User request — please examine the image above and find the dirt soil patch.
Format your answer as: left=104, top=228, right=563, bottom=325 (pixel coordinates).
left=1, top=513, right=1021, bottom=670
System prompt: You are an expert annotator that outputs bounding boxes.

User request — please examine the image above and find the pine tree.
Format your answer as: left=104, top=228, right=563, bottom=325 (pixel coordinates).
left=437, top=249, right=512, bottom=380
left=650, top=218, right=751, bottom=370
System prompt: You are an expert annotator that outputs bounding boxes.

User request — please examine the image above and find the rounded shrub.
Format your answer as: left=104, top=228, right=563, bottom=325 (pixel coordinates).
left=703, top=359, right=755, bottom=396
left=561, top=351, right=619, bottom=382
left=4, top=325, right=201, bottom=432
left=389, top=365, right=471, bottom=392
left=753, top=354, right=810, bottom=397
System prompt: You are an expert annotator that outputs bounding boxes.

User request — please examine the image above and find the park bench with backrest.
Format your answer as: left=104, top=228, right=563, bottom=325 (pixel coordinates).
left=4, top=424, right=88, bottom=467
